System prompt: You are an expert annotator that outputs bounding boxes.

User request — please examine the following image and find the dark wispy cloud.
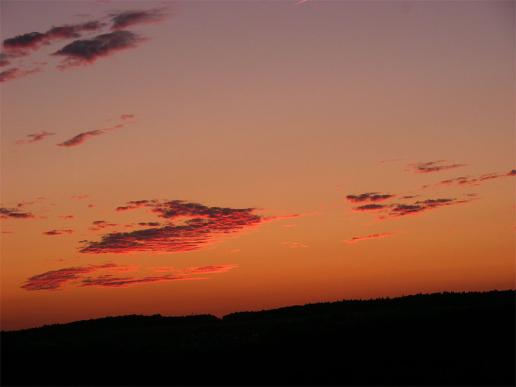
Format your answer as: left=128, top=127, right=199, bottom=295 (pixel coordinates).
left=137, top=222, right=161, bottom=227
left=89, top=220, right=118, bottom=231
left=346, top=192, right=395, bottom=203
left=53, top=30, right=142, bottom=69
left=0, top=207, right=35, bottom=219
left=22, top=263, right=118, bottom=291
left=81, top=199, right=295, bottom=254
left=46, top=21, right=105, bottom=40
left=408, top=160, right=467, bottom=174
left=57, top=129, right=104, bottom=147
left=43, top=229, right=74, bottom=236
left=16, top=131, right=55, bottom=145
left=435, top=169, right=516, bottom=188
left=3, top=32, right=47, bottom=54
left=344, top=232, right=395, bottom=244
left=2, top=21, right=105, bottom=56
left=350, top=195, right=472, bottom=218
left=57, top=119, right=126, bottom=148
left=110, top=9, right=167, bottom=30
left=0, top=67, right=41, bottom=82
left=382, top=197, right=471, bottom=218
left=353, top=203, right=387, bottom=212
left=116, top=199, right=155, bottom=211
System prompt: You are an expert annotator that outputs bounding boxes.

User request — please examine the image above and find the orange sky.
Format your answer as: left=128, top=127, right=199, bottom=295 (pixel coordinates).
left=1, top=0, right=514, bottom=330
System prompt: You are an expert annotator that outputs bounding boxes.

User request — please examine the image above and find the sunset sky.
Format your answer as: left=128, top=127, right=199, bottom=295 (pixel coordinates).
left=1, top=0, right=514, bottom=330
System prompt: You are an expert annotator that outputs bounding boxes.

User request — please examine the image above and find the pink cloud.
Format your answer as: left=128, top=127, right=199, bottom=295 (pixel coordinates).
left=0, top=67, right=41, bottom=82
left=16, top=131, right=55, bottom=145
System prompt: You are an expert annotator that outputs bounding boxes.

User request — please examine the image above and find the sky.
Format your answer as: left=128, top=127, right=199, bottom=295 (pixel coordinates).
left=0, top=0, right=514, bottom=330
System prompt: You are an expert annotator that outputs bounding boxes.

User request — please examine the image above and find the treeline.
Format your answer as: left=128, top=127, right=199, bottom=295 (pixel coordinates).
left=2, top=290, right=515, bottom=386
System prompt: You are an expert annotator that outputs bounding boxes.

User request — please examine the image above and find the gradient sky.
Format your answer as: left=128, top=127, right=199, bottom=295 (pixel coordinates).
left=1, top=0, right=514, bottom=330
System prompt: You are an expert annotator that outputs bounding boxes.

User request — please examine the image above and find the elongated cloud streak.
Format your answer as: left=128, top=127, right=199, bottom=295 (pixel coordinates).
left=0, top=207, right=35, bottom=219
left=110, top=9, right=167, bottom=30
left=23, top=263, right=236, bottom=291
left=435, top=169, right=516, bottom=188
left=351, top=197, right=472, bottom=218
left=0, top=67, right=40, bottom=82
left=80, top=274, right=201, bottom=288
left=383, top=198, right=471, bottom=218
left=16, top=131, right=55, bottom=144
left=408, top=160, right=467, bottom=174
left=43, top=229, right=74, bottom=236
left=346, top=192, right=395, bottom=203
left=353, top=204, right=387, bottom=212
left=0, top=53, right=10, bottom=67
left=344, top=232, right=395, bottom=244
left=81, top=200, right=295, bottom=254
left=21, top=263, right=117, bottom=291
left=58, top=122, right=125, bottom=148
left=90, top=220, right=118, bottom=231
left=57, top=129, right=104, bottom=147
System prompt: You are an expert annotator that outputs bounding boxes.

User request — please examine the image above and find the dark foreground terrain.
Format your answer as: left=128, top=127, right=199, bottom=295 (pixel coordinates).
left=1, top=290, right=515, bottom=386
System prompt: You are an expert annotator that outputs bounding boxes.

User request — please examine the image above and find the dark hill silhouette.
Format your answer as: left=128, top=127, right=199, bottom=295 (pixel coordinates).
left=1, top=290, right=514, bottom=386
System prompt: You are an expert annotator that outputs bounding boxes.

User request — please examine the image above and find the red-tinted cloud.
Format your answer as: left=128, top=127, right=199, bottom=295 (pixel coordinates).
left=408, top=160, right=467, bottom=174
left=120, top=114, right=135, bottom=120
left=346, top=192, right=395, bottom=203
left=57, top=129, right=104, bottom=147
left=3, top=32, right=46, bottom=54
left=21, top=263, right=117, bottom=291
left=43, top=229, right=74, bottom=236
left=0, top=67, right=41, bottom=82
left=16, top=131, right=55, bottom=145
left=0, top=207, right=35, bottom=219
left=110, top=9, right=167, bottom=30
left=0, top=53, right=10, bottom=67
left=344, top=232, right=395, bottom=244
left=59, top=215, right=75, bottom=220
left=81, top=200, right=294, bottom=254
left=58, top=122, right=125, bottom=147
left=23, top=263, right=233, bottom=291
left=53, top=30, right=142, bottom=69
